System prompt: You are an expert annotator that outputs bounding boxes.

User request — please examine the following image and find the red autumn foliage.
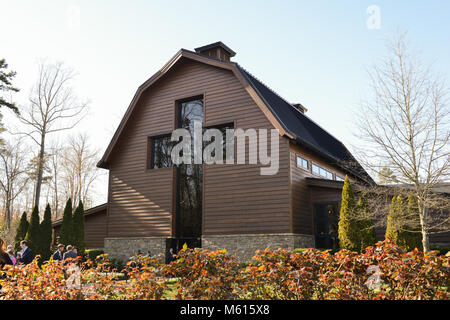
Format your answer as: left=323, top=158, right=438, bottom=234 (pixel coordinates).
left=242, top=239, right=448, bottom=300
left=0, top=254, right=166, bottom=300
left=0, top=240, right=448, bottom=300
left=165, top=246, right=241, bottom=300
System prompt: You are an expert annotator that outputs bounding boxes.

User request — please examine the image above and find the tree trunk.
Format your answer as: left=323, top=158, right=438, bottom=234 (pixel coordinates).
left=5, top=197, right=11, bottom=230
left=55, top=184, right=58, bottom=219
left=34, top=133, right=46, bottom=209
left=418, top=204, right=430, bottom=252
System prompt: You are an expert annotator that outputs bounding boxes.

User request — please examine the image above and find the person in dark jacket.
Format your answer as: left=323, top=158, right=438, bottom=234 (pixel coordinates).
left=18, top=240, right=33, bottom=265
left=52, top=244, right=65, bottom=261
left=63, top=245, right=78, bottom=260
left=166, top=247, right=175, bottom=264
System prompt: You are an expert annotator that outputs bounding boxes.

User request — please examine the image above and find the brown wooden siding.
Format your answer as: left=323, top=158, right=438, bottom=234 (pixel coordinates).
left=429, top=231, right=450, bottom=246
left=107, top=59, right=291, bottom=238
left=53, top=208, right=107, bottom=249
left=83, top=212, right=107, bottom=248
left=290, top=143, right=348, bottom=235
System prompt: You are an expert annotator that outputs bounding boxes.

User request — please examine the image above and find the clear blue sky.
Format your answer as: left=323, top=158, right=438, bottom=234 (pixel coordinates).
left=1, top=1, right=450, bottom=202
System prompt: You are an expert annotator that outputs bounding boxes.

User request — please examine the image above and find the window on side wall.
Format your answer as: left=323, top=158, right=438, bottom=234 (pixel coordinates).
left=312, top=163, right=333, bottom=180
left=296, top=155, right=309, bottom=170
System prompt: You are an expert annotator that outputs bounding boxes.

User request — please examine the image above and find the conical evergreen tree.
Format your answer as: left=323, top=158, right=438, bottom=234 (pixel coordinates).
left=356, top=193, right=376, bottom=251
left=385, top=196, right=398, bottom=243
left=395, top=195, right=408, bottom=248
left=59, top=198, right=73, bottom=246
left=338, top=176, right=359, bottom=251
left=14, top=211, right=29, bottom=252
left=385, top=195, right=412, bottom=249
left=406, top=195, right=423, bottom=251
left=72, top=200, right=85, bottom=255
left=40, top=204, right=53, bottom=261
left=25, top=206, right=40, bottom=257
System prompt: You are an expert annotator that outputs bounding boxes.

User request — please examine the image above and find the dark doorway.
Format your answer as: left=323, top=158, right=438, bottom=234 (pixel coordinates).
left=174, top=98, right=203, bottom=249
left=313, top=203, right=339, bottom=250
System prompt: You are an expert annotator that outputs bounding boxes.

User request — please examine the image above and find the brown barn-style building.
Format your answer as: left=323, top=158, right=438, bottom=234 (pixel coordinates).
left=91, top=41, right=379, bottom=261
left=50, top=42, right=449, bottom=260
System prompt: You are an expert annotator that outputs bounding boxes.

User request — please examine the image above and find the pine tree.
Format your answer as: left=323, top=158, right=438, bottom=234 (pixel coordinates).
left=338, top=176, right=359, bottom=251
left=39, top=204, right=53, bottom=261
left=14, top=211, right=29, bottom=252
left=59, top=198, right=73, bottom=246
left=356, top=193, right=376, bottom=251
left=72, top=200, right=85, bottom=255
left=0, top=58, right=19, bottom=113
left=25, top=206, right=40, bottom=257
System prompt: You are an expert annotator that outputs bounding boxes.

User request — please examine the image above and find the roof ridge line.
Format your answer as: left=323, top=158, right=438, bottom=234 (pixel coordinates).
left=236, top=64, right=299, bottom=111
left=237, top=64, right=350, bottom=152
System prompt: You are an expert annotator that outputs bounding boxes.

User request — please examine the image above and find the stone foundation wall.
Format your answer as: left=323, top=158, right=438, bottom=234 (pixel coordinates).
left=202, top=233, right=315, bottom=261
left=104, top=237, right=167, bottom=262
left=105, top=234, right=316, bottom=262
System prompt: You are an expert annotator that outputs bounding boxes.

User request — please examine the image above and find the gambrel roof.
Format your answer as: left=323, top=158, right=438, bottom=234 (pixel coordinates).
left=97, top=46, right=373, bottom=183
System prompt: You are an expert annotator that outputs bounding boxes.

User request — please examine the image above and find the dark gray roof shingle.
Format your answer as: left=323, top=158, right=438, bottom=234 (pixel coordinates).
left=236, top=64, right=373, bottom=183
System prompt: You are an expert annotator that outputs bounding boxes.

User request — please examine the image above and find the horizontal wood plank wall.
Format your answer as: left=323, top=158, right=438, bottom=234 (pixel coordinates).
left=203, top=141, right=290, bottom=235
left=290, top=143, right=347, bottom=235
left=52, top=209, right=107, bottom=249
left=84, top=211, right=107, bottom=249
left=107, top=59, right=291, bottom=237
left=202, top=66, right=290, bottom=235
left=429, top=231, right=450, bottom=244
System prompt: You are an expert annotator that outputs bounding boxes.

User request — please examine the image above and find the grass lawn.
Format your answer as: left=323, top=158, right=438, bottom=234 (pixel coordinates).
left=162, top=278, right=179, bottom=300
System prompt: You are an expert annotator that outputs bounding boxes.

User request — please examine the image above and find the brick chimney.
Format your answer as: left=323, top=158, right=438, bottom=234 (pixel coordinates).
left=194, top=41, right=236, bottom=62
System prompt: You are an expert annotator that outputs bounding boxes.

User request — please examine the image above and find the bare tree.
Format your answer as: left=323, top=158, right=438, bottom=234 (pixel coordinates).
left=61, top=133, right=102, bottom=208
left=17, top=60, right=89, bottom=209
left=48, top=142, right=63, bottom=219
left=25, top=153, right=52, bottom=206
left=355, top=32, right=450, bottom=251
left=0, top=140, right=29, bottom=229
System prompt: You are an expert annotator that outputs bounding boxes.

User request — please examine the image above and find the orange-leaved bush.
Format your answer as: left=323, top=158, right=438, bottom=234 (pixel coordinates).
left=165, top=245, right=241, bottom=300
left=1, top=240, right=448, bottom=300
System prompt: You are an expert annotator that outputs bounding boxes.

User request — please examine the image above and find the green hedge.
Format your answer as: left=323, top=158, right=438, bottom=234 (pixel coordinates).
left=85, top=249, right=104, bottom=261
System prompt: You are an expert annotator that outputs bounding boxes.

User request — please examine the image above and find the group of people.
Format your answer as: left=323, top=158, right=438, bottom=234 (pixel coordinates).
left=2, top=238, right=178, bottom=272
left=0, top=238, right=81, bottom=270
left=52, top=244, right=80, bottom=261
left=0, top=239, right=34, bottom=268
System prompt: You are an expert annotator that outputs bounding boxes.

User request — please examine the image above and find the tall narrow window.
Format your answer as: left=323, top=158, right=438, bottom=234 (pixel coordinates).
left=176, top=98, right=203, bottom=246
